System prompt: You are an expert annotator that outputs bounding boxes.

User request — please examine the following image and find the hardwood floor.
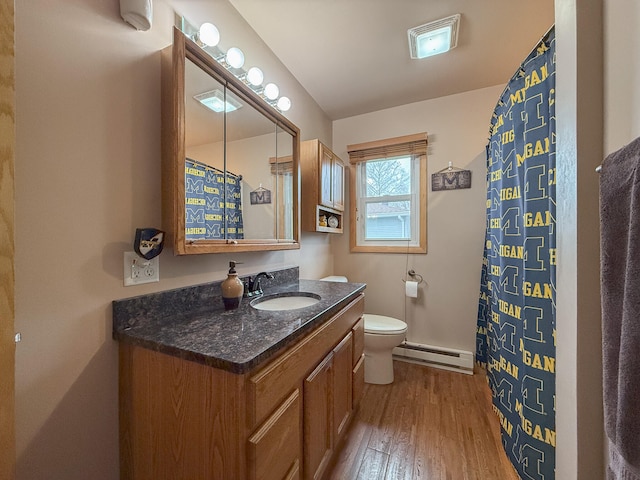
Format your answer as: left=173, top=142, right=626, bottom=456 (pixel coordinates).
left=327, top=361, right=519, bottom=480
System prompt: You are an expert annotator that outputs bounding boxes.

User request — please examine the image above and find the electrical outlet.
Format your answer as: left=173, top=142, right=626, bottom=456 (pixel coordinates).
left=124, top=251, right=160, bottom=286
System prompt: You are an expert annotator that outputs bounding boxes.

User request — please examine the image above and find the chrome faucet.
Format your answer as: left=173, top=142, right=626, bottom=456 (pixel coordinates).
left=244, top=272, right=274, bottom=297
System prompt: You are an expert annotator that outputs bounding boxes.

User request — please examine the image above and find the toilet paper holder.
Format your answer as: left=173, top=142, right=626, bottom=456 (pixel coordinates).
left=403, top=269, right=425, bottom=285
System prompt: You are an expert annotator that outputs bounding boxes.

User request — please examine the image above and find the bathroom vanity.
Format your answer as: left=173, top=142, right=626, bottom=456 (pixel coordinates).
left=113, top=271, right=365, bottom=480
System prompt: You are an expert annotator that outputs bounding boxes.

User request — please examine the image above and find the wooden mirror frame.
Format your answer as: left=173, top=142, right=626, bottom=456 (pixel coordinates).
left=161, top=27, right=300, bottom=255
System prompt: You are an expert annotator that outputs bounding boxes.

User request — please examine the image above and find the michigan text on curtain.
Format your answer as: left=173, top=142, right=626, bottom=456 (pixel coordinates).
left=476, top=27, right=556, bottom=480
left=185, top=158, right=244, bottom=241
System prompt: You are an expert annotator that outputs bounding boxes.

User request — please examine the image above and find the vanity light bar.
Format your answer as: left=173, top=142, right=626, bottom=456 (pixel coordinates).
left=177, top=15, right=292, bottom=113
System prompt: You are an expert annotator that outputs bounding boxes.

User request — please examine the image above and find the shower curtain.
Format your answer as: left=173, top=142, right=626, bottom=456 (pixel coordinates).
left=185, top=158, right=244, bottom=241
left=476, top=27, right=556, bottom=479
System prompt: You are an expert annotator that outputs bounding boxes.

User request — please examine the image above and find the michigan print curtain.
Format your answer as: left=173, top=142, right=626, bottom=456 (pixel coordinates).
left=185, top=158, right=244, bottom=241
left=476, top=27, right=556, bottom=479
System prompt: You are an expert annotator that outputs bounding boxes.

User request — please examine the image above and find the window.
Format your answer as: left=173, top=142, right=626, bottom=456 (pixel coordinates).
left=348, top=133, right=428, bottom=253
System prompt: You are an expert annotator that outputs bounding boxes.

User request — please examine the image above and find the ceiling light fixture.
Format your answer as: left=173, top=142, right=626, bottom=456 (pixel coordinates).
left=408, top=14, right=460, bottom=59
left=225, top=47, right=245, bottom=69
left=245, top=67, right=264, bottom=88
left=263, top=83, right=279, bottom=101
left=197, top=23, right=220, bottom=47
left=194, top=89, right=243, bottom=113
left=276, top=97, right=291, bottom=112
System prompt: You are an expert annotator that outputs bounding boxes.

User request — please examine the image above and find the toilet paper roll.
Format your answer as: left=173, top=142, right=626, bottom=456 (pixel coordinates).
left=405, top=280, right=418, bottom=298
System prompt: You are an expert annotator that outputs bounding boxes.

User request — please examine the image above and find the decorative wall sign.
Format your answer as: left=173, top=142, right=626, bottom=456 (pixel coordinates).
left=250, top=186, right=271, bottom=205
left=134, top=228, right=165, bottom=260
left=431, top=166, right=472, bottom=191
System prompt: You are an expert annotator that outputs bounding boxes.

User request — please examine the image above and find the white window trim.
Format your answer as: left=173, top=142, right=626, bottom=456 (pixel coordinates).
left=355, top=156, right=421, bottom=247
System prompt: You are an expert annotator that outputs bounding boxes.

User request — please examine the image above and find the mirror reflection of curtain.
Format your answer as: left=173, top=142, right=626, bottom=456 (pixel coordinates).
left=225, top=172, right=244, bottom=240
left=271, top=156, right=293, bottom=240
left=476, top=27, right=556, bottom=480
left=185, top=158, right=243, bottom=241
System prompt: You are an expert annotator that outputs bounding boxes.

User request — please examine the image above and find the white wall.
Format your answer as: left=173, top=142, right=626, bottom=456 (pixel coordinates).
left=555, top=0, right=604, bottom=478
left=14, top=1, right=332, bottom=478
left=332, top=85, right=503, bottom=353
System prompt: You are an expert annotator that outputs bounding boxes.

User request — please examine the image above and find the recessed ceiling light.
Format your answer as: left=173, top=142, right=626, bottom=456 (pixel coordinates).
left=193, top=89, right=243, bottom=113
left=408, top=14, right=460, bottom=59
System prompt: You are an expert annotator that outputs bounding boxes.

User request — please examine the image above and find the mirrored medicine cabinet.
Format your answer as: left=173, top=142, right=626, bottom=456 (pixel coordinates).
left=161, top=27, right=300, bottom=254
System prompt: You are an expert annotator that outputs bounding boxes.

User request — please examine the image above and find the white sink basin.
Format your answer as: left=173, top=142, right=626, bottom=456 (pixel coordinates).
left=251, top=293, right=321, bottom=311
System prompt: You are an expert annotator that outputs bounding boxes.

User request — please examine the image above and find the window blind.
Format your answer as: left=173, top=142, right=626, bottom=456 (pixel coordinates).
left=347, top=132, right=428, bottom=163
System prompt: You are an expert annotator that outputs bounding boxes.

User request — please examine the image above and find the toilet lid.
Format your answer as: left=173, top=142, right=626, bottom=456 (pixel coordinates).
left=363, top=314, right=407, bottom=334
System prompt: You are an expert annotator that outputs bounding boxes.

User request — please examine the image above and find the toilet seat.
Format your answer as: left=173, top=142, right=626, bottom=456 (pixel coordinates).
left=363, top=314, right=407, bottom=335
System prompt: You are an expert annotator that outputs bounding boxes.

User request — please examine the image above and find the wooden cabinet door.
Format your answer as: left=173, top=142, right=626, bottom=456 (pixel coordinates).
left=319, top=144, right=334, bottom=209
left=303, top=353, right=333, bottom=480
left=332, top=332, right=353, bottom=440
left=248, top=389, right=301, bottom=480
left=332, top=155, right=345, bottom=212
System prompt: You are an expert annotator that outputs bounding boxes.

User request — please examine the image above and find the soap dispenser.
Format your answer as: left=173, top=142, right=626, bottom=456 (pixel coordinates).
left=221, top=261, right=244, bottom=311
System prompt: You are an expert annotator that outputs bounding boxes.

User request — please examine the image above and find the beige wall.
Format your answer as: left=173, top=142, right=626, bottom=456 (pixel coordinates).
left=604, top=0, right=640, bottom=153
left=332, top=86, right=502, bottom=353
left=14, top=1, right=332, bottom=478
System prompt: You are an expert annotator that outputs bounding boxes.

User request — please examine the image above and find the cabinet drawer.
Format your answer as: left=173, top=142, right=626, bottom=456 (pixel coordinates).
left=352, top=317, right=364, bottom=366
left=248, top=389, right=301, bottom=480
left=352, top=354, right=365, bottom=409
left=248, top=294, right=364, bottom=427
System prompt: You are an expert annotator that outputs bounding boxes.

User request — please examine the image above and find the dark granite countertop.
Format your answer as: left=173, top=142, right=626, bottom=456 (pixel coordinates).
left=113, top=269, right=365, bottom=374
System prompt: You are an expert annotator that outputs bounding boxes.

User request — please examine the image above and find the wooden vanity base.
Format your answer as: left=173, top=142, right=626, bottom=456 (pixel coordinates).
left=119, top=294, right=365, bottom=480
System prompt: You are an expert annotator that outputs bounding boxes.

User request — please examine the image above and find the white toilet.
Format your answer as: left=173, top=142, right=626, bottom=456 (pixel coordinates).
left=320, top=276, right=408, bottom=385
left=362, top=313, right=407, bottom=384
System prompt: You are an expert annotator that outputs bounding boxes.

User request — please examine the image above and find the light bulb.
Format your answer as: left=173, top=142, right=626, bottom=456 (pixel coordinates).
left=277, top=96, right=291, bottom=112
left=198, top=23, right=220, bottom=47
left=264, top=83, right=279, bottom=100
left=246, top=67, right=264, bottom=87
left=225, top=47, right=245, bottom=69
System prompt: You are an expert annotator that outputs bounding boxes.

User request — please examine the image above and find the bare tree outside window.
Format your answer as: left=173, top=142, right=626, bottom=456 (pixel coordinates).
left=365, top=156, right=411, bottom=198
left=362, top=156, right=413, bottom=239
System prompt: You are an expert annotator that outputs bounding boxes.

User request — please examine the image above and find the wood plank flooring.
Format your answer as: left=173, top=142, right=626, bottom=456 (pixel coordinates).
left=327, top=361, right=519, bottom=480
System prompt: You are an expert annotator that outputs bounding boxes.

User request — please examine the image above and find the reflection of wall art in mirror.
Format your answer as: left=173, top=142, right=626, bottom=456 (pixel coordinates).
left=250, top=185, right=271, bottom=205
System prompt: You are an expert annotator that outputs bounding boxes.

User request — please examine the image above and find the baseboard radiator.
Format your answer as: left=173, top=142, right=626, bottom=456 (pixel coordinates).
left=393, top=341, right=474, bottom=375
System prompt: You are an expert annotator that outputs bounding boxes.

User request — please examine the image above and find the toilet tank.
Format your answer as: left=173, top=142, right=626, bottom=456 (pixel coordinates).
left=319, top=276, right=348, bottom=283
